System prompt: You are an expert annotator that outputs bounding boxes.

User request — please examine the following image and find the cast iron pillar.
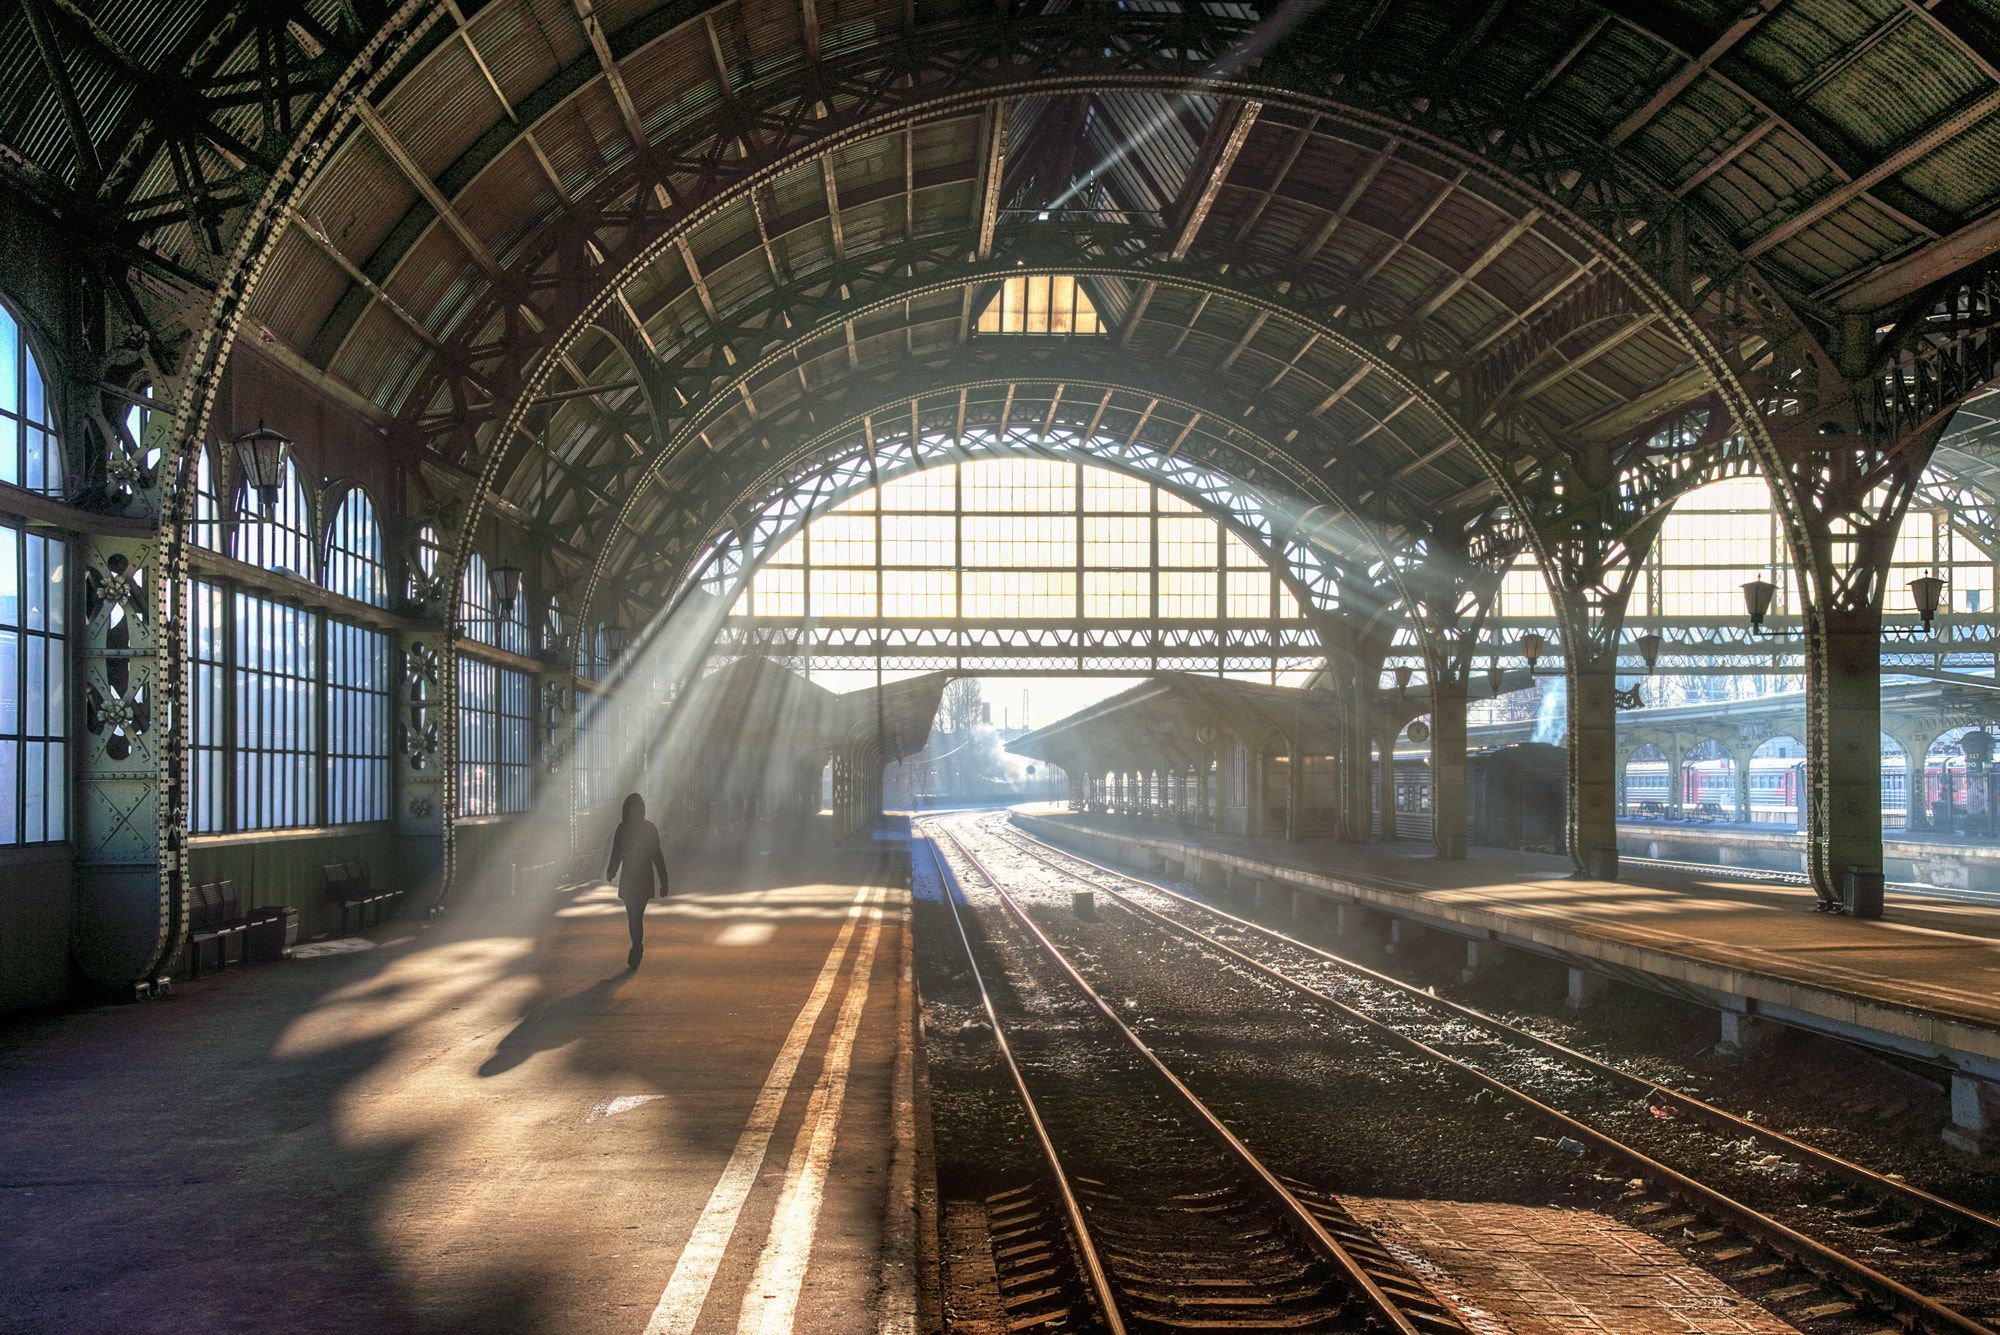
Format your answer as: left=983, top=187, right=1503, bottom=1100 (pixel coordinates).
left=1565, top=644, right=1621, bottom=879
left=1805, top=604, right=1888, bottom=914
left=1376, top=722, right=1400, bottom=842
left=1430, top=675, right=1470, bottom=860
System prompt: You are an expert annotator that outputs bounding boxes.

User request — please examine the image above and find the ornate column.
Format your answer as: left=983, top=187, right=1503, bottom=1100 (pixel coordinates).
left=1429, top=675, right=1470, bottom=859
left=1376, top=717, right=1400, bottom=842
left=74, top=533, right=170, bottom=991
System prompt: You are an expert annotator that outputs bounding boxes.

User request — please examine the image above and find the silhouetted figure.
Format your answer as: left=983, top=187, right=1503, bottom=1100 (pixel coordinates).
left=606, top=792, right=669, bottom=969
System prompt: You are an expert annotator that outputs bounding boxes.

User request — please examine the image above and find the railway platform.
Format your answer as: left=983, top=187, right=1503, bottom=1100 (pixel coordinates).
left=1012, top=805, right=2000, bottom=1154
left=0, top=821, right=926, bottom=1335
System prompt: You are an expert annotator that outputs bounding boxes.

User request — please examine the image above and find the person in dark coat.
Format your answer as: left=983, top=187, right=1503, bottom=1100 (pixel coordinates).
left=605, top=792, right=669, bottom=969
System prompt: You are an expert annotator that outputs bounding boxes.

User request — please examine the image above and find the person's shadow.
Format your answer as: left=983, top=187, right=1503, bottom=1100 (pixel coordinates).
left=478, top=972, right=634, bottom=1078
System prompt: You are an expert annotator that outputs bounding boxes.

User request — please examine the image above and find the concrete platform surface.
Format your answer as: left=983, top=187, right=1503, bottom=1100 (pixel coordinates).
left=0, top=833, right=919, bottom=1335
left=1016, top=808, right=2000, bottom=1076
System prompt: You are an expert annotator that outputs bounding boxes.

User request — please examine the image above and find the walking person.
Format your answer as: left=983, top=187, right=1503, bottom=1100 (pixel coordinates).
left=606, top=792, right=669, bottom=969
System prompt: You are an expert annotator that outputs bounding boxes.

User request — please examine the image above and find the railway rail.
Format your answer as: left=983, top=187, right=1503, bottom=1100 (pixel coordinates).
left=960, top=812, right=2000, bottom=1335
left=922, top=825, right=1472, bottom=1334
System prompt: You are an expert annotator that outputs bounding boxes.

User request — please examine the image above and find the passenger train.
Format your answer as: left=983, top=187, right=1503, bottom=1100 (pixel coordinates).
left=1390, top=746, right=1989, bottom=835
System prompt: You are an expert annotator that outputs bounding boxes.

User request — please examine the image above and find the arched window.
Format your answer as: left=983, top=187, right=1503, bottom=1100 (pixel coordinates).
left=411, top=523, right=442, bottom=604
left=459, top=552, right=529, bottom=653
left=232, top=456, right=313, bottom=580
left=0, top=302, right=63, bottom=495
left=324, top=487, right=387, bottom=607
left=188, top=446, right=225, bottom=553
left=459, top=552, right=497, bottom=647
left=544, top=595, right=564, bottom=654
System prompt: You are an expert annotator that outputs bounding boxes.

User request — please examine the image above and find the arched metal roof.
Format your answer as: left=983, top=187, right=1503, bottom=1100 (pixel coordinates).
left=8, top=0, right=2000, bottom=625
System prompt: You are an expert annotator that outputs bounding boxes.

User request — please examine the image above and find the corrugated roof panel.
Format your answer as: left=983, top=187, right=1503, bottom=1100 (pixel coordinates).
left=1802, top=15, right=1987, bottom=155
left=1899, top=119, right=2000, bottom=215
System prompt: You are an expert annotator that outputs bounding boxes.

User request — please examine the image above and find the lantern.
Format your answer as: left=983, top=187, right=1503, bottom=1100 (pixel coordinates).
left=491, top=564, right=524, bottom=618
left=232, top=423, right=292, bottom=510
left=1741, top=577, right=1778, bottom=631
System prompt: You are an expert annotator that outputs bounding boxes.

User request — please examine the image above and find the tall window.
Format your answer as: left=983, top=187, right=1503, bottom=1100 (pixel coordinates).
left=455, top=657, right=531, bottom=817
left=326, top=621, right=390, bottom=824
left=0, top=303, right=62, bottom=495
left=188, top=447, right=225, bottom=553
left=0, top=525, right=65, bottom=843
left=456, top=656, right=498, bottom=817
left=233, top=593, right=318, bottom=830
left=186, top=581, right=226, bottom=833
left=576, top=691, right=610, bottom=807
left=233, top=457, right=314, bottom=579
left=499, top=667, right=532, bottom=813
left=325, top=488, right=388, bottom=607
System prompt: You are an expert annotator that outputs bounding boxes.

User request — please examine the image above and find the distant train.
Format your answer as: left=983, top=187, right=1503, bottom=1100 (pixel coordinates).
left=1622, top=755, right=1806, bottom=824
left=1391, top=747, right=1997, bottom=835
left=1381, top=744, right=1567, bottom=851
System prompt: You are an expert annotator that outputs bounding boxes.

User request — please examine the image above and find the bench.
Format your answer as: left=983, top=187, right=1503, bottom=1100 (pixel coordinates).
left=322, top=860, right=401, bottom=935
left=186, top=880, right=249, bottom=978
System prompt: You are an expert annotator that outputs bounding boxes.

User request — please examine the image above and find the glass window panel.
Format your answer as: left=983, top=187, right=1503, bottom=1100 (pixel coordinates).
left=1156, top=489, right=1199, bottom=515
left=881, top=514, right=954, bottom=566
left=0, top=530, right=64, bottom=845
left=326, top=619, right=390, bottom=824
left=1157, top=516, right=1219, bottom=568
left=878, top=465, right=956, bottom=511
left=963, top=571, right=1074, bottom=617
left=883, top=569, right=955, bottom=618
left=809, top=567, right=878, bottom=617
left=1084, top=571, right=1148, bottom=618
left=1224, top=532, right=1263, bottom=568
left=1083, top=516, right=1150, bottom=567
left=829, top=487, right=877, bottom=514
left=808, top=513, right=876, bottom=566
left=0, top=307, right=61, bottom=495
left=1226, top=569, right=1272, bottom=619
left=960, top=458, right=1072, bottom=512
left=749, top=566, right=805, bottom=616
left=1082, top=470, right=1150, bottom=512
left=961, top=514, right=1075, bottom=568
left=1159, top=571, right=1218, bottom=619
left=325, top=488, right=388, bottom=607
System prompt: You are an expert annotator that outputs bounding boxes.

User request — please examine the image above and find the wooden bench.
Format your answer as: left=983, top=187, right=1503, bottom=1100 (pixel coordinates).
left=186, top=880, right=249, bottom=978
left=322, top=860, right=400, bottom=935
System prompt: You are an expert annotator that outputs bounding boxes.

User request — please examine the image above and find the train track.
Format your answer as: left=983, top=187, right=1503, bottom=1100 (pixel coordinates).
left=965, top=812, right=2000, bottom=1335
left=922, top=826, right=1473, bottom=1334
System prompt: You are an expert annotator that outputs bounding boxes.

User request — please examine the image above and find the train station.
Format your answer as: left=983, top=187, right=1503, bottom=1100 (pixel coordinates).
left=5, top=0, right=2000, bottom=1330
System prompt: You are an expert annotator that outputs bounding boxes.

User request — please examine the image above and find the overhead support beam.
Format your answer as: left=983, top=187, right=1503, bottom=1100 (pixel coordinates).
left=1170, top=99, right=1260, bottom=259
left=446, top=0, right=571, bottom=203
left=1608, top=0, right=1782, bottom=147
left=975, top=100, right=1010, bottom=261
left=1416, top=210, right=1542, bottom=322
left=351, top=99, right=510, bottom=289
left=285, top=205, right=440, bottom=349
left=21, top=0, right=101, bottom=184
left=1745, top=90, right=2000, bottom=261
left=1830, top=209, right=2000, bottom=311
left=571, top=0, right=659, bottom=202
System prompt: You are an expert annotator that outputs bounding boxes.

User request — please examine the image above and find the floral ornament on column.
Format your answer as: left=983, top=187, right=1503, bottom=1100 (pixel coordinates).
left=85, top=553, right=154, bottom=761
left=400, top=642, right=441, bottom=769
